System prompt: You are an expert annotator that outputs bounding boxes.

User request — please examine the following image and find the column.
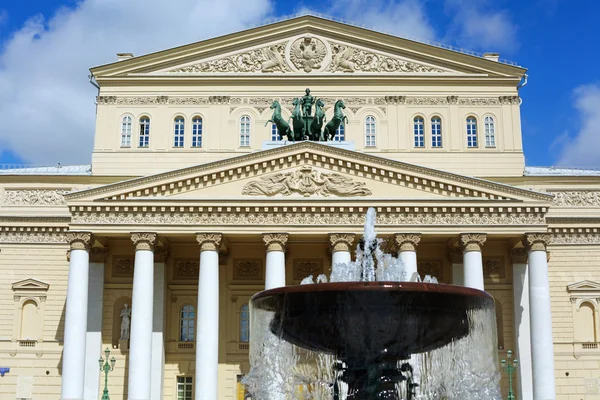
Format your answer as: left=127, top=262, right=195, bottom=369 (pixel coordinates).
left=447, top=248, right=464, bottom=286
left=84, top=247, right=108, bottom=400
left=510, top=248, right=533, bottom=400
left=151, top=246, right=168, bottom=400
left=395, top=233, right=421, bottom=281
left=195, top=233, right=222, bottom=400
left=329, top=233, right=355, bottom=266
left=263, top=233, right=288, bottom=290
left=525, top=233, right=556, bottom=400
left=460, top=233, right=486, bottom=290
left=128, top=233, right=157, bottom=400
left=61, top=232, right=92, bottom=400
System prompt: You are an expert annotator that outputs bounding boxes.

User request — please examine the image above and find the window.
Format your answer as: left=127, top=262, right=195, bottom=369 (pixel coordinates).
left=174, top=117, right=185, bottom=148
left=121, top=116, right=132, bottom=147
left=240, top=304, right=249, bottom=343
left=240, top=116, right=251, bottom=147
left=177, top=376, right=193, bottom=400
left=365, top=116, right=376, bottom=147
left=271, top=123, right=281, bottom=141
left=466, top=117, right=478, bottom=148
left=484, top=116, right=496, bottom=147
left=333, top=124, right=345, bottom=142
left=192, top=116, right=203, bottom=148
left=180, top=305, right=195, bottom=342
left=139, top=117, right=150, bottom=147
left=431, top=117, right=442, bottom=148
left=20, top=300, right=38, bottom=340
left=414, top=117, right=424, bottom=147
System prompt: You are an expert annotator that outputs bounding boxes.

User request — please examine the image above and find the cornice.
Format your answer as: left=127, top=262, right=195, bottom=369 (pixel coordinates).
left=549, top=227, right=600, bottom=245
left=66, top=142, right=550, bottom=203
left=0, top=226, right=68, bottom=244
left=0, top=216, right=70, bottom=224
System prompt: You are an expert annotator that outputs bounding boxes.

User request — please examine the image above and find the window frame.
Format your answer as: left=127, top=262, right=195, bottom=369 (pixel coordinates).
left=240, top=115, right=251, bottom=147
left=120, top=115, right=133, bottom=148
left=139, top=116, right=151, bottom=148
left=333, top=123, right=345, bottom=142
left=176, top=376, right=193, bottom=400
left=431, top=116, right=443, bottom=148
left=191, top=116, right=203, bottom=148
left=365, top=116, right=376, bottom=147
left=173, top=116, right=185, bottom=148
left=413, top=116, right=425, bottom=148
left=271, top=123, right=281, bottom=141
left=484, top=115, right=496, bottom=148
left=466, top=116, right=478, bottom=148
left=179, top=304, right=196, bottom=342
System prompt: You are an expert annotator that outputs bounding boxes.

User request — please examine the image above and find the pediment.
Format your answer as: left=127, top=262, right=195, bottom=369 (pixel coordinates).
left=12, top=278, right=50, bottom=292
left=567, top=280, right=600, bottom=292
left=66, top=142, right=551, bottom=205
left=91, top=16, right=525, bottom=78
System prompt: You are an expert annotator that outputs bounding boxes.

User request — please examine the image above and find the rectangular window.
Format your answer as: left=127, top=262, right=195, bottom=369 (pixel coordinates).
left=271, top=124, right=281, bottom=141
left=334, top=125, right=345, bottom=142
left=177, top=376, right=193, bottom=400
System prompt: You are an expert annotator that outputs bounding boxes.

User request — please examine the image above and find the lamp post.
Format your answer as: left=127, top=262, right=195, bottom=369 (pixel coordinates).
left=501, top=349, right=518, bottom=400
left=99, top=347, right=116, bottom=400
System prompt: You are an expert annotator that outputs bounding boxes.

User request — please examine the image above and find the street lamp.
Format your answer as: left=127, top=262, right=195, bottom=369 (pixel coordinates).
left=99, top=347, right=116, bottom=400
left=500, top=349, right=518, bottom=400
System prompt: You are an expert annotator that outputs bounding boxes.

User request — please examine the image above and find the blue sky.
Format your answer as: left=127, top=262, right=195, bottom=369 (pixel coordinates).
left=0, top=0, right=598, bottom=167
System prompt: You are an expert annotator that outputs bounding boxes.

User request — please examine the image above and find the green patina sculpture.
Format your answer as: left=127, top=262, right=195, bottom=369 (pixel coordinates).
left=267, top=89, right=347, bottom=142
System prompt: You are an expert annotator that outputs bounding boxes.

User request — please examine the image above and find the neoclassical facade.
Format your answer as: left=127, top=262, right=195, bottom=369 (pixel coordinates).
left=0, top=15, right=599, bottom=400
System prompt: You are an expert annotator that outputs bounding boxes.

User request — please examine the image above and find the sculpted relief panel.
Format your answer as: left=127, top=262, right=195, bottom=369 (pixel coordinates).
left=551, top=191, right=600, bottom=207
left=3, top=189, right=67, bottom=206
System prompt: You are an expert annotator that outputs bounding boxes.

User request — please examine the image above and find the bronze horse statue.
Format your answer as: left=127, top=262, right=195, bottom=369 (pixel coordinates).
left=323, top=100, right=348, bottom=141
left=310, top=99, right=326, bottom=141
left=290, top=98, right=305, bottom=140
left=265, top=100, right=294, bottom=141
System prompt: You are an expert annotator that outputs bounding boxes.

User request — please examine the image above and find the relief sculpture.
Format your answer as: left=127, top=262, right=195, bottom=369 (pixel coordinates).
left=241, top=166, right=371, bottom=197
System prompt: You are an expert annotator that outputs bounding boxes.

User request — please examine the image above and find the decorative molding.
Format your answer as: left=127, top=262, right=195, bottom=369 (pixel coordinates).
left=89, top=247, right=109, bottom=263
left=290, top=35, right=327, bottom=72
left=242, top=166, right=371, bottom=197
left=550, top=228, right=600, bottom=245
left=0, top=228, right=67, bottom=244
left=173, top=259, right=199, bottom=280
left=405, top=97, right=448, bottom=105
left=525, top=233, right=551, bottom=251
left=168, top=97, right=210, bottom=105
left=499, top=96, right=521, bottom=105
left=458, top=98, right=501, bottom=106
left=263, top=233, right=288, bottom=252
left=112, top=256, right=135, bottom=277
left=509, top=248, right=528, bottom=264
left=131, top=232, right=156, bottom=251
left=550, top=191, right=600, bottom=207
left=196, top=233, right=222, bottom=252
left=483, top=257, right=506, bottom=281
left=329, top=233, right=355, bottom=253
left=3, top=189, right=67, bottom=206
left=293, top=258, right=323, bottom=280
left=66, top=231, right=92, bottom=251
left=233, top=259, right=263, bottom=280
left=460, top=233, right=487, bottom=252
left=417, top=261, right=443, bottom=280
left=394, top=233, right=421, bottom=252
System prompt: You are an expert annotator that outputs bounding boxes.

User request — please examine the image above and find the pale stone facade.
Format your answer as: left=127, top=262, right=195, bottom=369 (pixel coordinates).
left=0, top=15, right=599, bottom=400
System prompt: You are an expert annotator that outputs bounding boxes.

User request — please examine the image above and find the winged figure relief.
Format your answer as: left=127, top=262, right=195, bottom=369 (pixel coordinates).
left=290, top=36, right=327, bottom=72
left=260, top=45, right=288, bottom=72
left=330, top=44, right=356, bottom=72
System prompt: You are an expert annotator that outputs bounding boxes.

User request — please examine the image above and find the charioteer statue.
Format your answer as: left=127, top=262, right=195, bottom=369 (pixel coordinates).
left=265, top=88, right=347, bottom=142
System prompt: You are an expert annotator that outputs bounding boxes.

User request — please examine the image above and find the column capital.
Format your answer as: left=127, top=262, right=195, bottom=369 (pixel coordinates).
left=329, top=233, right=355, bottom=253
left=66, top=231, right=93, bottom=251
left=524, top=233, right=551, bottom=252
left=509, top=247, right=528, bottom=264
left=89, top=247, right=109, bottom=263
left=196, top=233, right=222, bottom=252
left=131, top=232, right=157, bottom=251
left=263, top=233, right=288, bottom=252
left=460, top=233, right=487, bottom=252
left=394, top=233, right=421, bottom=252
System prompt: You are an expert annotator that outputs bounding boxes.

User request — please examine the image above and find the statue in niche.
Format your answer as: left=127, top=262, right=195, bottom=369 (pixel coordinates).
left=120, top=304, right=131, bottom=340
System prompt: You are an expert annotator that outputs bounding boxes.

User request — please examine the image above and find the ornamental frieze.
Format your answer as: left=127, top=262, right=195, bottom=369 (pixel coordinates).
left=3, top=189, right=67, bottom=206
left=551, top=191, right=600, bottom=207
left=241, top=166, right=371, bottom=197
left=458, top=98, right=501, bottom=106
left=0, top=231, right=67, bottom=244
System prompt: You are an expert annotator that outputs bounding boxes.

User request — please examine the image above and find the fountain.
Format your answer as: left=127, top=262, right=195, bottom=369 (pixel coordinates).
left=244, top=208, right=502, bottom=399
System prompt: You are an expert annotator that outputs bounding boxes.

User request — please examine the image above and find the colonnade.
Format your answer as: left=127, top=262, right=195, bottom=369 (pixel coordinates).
left=60, top=231, right=555, bottom=400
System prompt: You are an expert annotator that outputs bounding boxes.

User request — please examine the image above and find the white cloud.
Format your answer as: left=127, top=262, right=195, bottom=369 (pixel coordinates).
left=0, top=0, right=273, bottom=164
left=556, top=84, right=600, bottom=167
left=444, top=0, right=518, bottom=53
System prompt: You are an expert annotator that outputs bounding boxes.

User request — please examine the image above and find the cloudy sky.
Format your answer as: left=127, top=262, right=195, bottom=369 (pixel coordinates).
left=0, top=0, right=598, bottom=167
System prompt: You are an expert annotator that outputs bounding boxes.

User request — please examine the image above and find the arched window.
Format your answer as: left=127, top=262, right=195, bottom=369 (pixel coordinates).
left=413, top=117, right=424, bottom=147
left=20, top=300, right=38, bottom=340
left=192, top=116, right=203, bottom=147
left=240, top=116, right=251, bottom=147
left=271, top=123, right=281, bottom=141
left=240, top=304, right=250, bottom=343
left=466, top=116, right=478, bottom=148
left=484, top=116, right=496, bottom=147
left=431, top=117, right=442, bottom=148
left=576, top=302, right=597, bottom=342
left=173, top=117, right=185, bottom=147
left=120, top=116, right=132, bottom=147
left=334, top=124, right=345, bottom=142
left=365, top=116, right=376, bottom=147
left=179, top=304, right=195, bottom=342
left=139, top=116, right=150, bottom=148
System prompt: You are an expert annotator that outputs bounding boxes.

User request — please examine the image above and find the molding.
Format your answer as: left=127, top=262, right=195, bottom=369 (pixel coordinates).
left=567, top=280, right=600, bottom=292
left=0, top=227, right=68, bottom=244
left=550, top=228, right=600, bottom=245
left=3, top=189, right=68, bottom=206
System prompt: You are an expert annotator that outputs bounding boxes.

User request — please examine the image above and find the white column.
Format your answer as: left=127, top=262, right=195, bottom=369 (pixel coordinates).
left=128, top=233, right=157, bottom=400
left=526, top=234, right=556, bottom=400
left=395, top=233, right=421, bottom=281
left=84, top=248, right=108, bottom=400
left=195, top=233, right=222, bottom=400
left=448, top=249, right=464, bottom=285
left=511, top=248, right=533, bottom=400
left=460, top=233, right=486, bottom=290
left=263, top=233, right=288, bottom=290
left=151, top=247, right=168, bottom=400
left=61, top=232, right=93, bottom=400
left=329, top=233, right=355, bottom=267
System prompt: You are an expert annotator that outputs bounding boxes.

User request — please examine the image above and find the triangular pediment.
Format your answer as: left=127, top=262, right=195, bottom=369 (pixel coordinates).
left=90, top=16, right=525, bottom=79
left=12, top=278, right=50, bottom=292
left=66, top=142, right=551, bottom=205
left=567, top=280, right=600, bottom=292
